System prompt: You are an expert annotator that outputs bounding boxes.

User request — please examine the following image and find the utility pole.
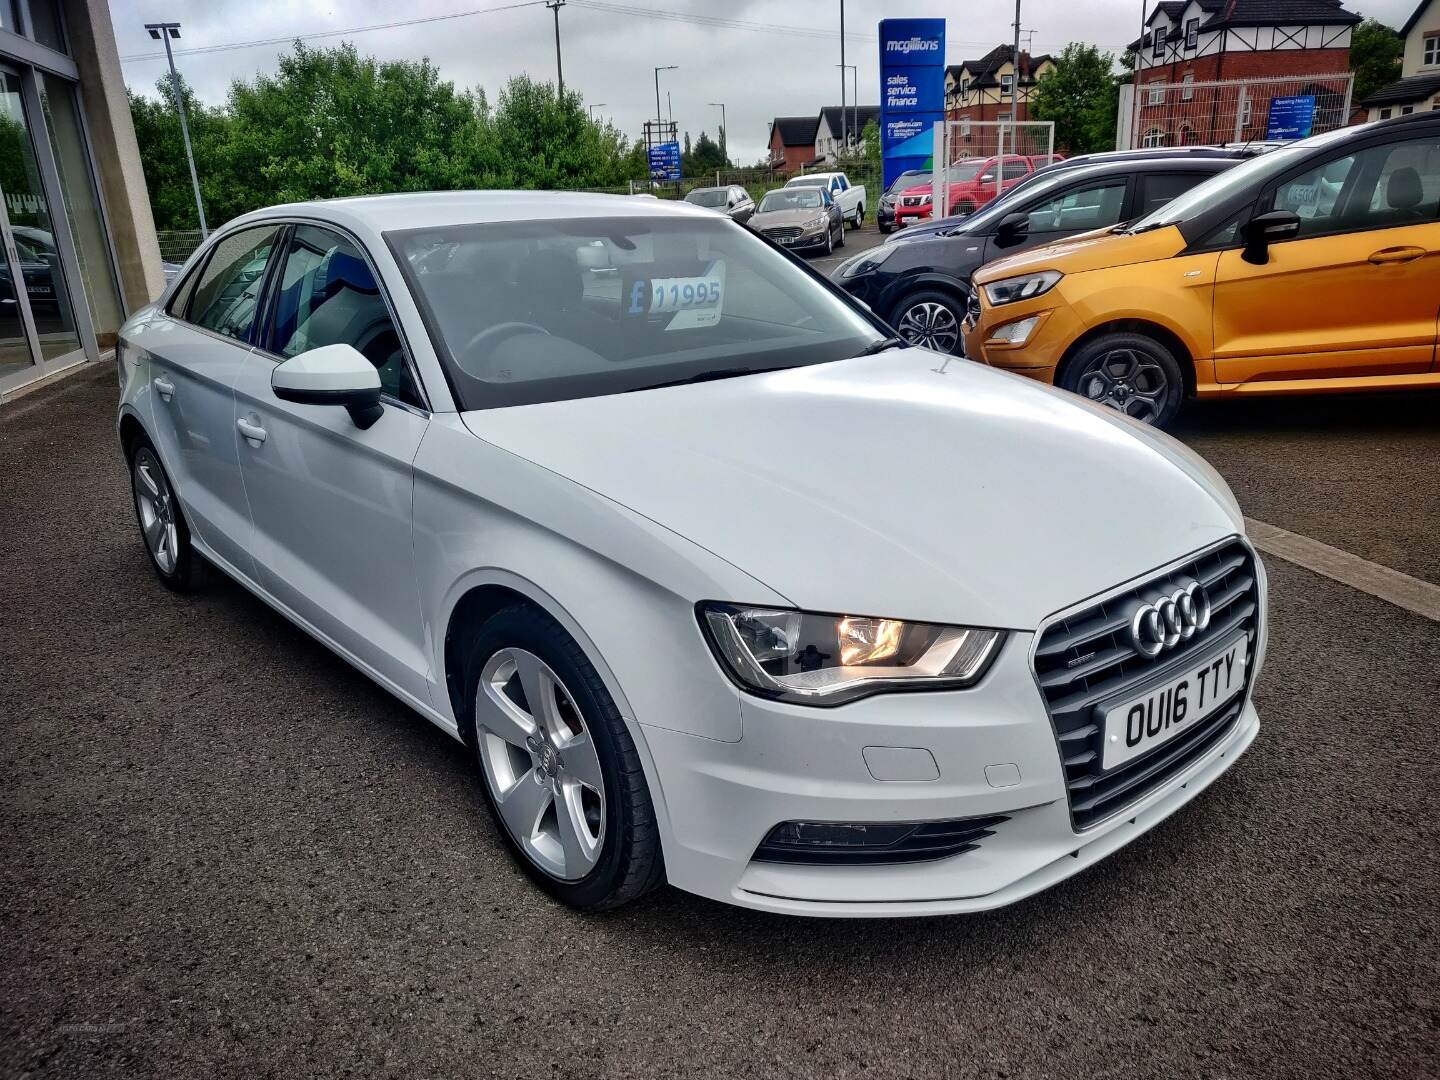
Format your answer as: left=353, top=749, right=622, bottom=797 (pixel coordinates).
left=708, top=102, right=727, bottom=162
left=546, top=0, right=566, bottom=99
left=839, top=0, right=847, bottom=150
left=145, top=22, right=207, bottom=238
left=1011, top=0, right=1022, bottom=119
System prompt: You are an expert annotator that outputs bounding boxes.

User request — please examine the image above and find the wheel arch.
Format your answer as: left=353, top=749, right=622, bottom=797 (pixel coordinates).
left=887, top=275, right=970, bottom=324
left=439, top=570, right=639, bottom=750
left=1056, top=318, right=1197, bottom=398
left=118, top=408, right=148, bottom=459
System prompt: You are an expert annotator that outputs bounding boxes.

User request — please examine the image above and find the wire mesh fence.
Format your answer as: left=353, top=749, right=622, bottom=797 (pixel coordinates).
left=1123, top=73, right=1354, bottom=150
left=155, top=230, right=205, bottom=265
left=934, top=120, right=1056, bottom=218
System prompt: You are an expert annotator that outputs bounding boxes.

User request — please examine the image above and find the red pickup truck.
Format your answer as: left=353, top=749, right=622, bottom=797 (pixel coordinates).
left=892, top=154, right=1064, bottom=225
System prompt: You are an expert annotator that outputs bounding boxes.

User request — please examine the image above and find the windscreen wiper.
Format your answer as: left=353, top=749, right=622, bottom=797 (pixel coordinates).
left=852, top=336, right=906, bottom=357
left=629, top=366, right=793, bottom=392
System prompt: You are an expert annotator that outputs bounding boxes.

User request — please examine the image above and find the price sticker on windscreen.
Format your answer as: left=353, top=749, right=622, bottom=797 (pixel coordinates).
left=625, top=261, right=725, bottom=330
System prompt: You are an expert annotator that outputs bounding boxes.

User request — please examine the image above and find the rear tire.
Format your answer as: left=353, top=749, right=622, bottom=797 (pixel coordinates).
left=126, top=432, right=204, bottom=592
left=1058, top=332, right=1186, bottom=428
left=878, top=220, right=892, bottom=235
left=463, top=604, right=664, bottom=911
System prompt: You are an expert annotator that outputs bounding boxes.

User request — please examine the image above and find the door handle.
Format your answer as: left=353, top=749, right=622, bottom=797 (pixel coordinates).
left=236, top=417, right=267, bottom=444
left=153, top=376, right=175, bottom=401
left=1368, top=246, right=1426, bottom=265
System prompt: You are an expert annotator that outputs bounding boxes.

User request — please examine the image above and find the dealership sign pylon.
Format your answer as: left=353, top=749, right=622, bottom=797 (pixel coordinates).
left=878, top=18, right=946, bottom=191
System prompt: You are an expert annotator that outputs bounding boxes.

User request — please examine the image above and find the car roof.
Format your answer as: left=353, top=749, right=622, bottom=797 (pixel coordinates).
left=222, top=189, right=718, bottom=237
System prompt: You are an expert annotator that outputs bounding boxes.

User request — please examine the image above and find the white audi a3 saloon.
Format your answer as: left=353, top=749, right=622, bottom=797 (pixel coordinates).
left=116, top=192, right=1265, bottom=916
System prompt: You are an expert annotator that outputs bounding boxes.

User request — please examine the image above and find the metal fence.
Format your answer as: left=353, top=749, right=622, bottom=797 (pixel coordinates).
left=934, top=120, right=1056, bottom=217
left=1121, top=73, right=1354, bottom=150
left=155, top=230, right=205, bottom=265
left=620, top=164, right=885, bottom=214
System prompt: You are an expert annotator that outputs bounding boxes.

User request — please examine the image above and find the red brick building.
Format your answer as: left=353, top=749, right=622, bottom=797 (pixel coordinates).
left=766, top=116, right=819, bottom=172
left=1129, top=0, right=1361, bottom=147
left=944, top=46, right=1055, bottom=124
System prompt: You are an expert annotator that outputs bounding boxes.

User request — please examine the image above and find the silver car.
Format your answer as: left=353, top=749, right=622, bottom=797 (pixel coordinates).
left=115, top=192, right=1262, bottom=917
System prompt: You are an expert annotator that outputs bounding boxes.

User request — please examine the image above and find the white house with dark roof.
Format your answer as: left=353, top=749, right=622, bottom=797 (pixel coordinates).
left=1359, top=0, right=1440, bottom=120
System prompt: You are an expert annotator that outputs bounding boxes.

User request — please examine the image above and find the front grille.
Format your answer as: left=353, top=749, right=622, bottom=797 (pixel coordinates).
left=753, top=815, right=1009, bottom=865
left=1032, top=539, right=1260, bottom=831
left=761, top=226, right=802, bottom=240
left=901, top=195, right=928, bottom=207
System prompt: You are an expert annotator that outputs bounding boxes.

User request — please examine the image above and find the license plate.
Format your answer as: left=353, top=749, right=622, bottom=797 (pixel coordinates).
left=1101, top=635, right=1249, bottom=770
left=27, top=285, right=51, bottom=296
left=777, top=237, right=794, bottom=245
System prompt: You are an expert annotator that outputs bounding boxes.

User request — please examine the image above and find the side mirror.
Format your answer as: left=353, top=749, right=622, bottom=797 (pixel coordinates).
left=1240, top=210, right=1301, bottom=265
left=272, top=343, right=383, bottom=429
left=996, top=212, right=1031, bottom=243
left=980, top=173, right=995, bottom=185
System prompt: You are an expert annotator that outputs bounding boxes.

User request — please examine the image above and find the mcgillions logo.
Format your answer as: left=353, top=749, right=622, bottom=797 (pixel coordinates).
left=885, top=36, right=939, bottom=54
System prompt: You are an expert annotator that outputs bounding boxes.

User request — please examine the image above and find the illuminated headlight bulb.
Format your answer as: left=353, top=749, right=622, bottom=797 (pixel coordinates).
left=838, top=616, right=905, bottom=665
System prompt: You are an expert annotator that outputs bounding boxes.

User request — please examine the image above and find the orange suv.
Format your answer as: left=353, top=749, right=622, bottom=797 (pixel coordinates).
left=963, top=113, right=1440, bottom=427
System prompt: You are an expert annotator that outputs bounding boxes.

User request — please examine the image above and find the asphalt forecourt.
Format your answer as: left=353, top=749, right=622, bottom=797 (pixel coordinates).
left=2, top=365, right=1435, bottom=1079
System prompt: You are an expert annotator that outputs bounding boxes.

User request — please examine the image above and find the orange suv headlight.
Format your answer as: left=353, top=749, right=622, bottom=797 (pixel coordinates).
left=983, top=270, right=1062, bottom=306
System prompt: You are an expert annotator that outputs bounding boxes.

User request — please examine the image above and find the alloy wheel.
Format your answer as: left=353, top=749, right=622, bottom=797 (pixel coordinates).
left=896, top=301, right=960, bottom=354
left=132, top=448, right=179, bottom=575
left=475, top=648, right=605, bottom=881
left=1077, top=347, right=1170, bottom=423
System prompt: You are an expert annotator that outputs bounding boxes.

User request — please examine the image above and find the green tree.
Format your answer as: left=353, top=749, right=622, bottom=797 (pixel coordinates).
left=836, top=119, right=880, bottom=172
left=1032, top=43, right=1121, bottom=154
left=485, top=73, right=634, bottom=189
left=128, top=73, right=233, bottom=230
left=1349, top=18, right=1403, bottom=102
left=222, top=42, right=486, bottom=209
left=684, top=129, right=728, bottom=174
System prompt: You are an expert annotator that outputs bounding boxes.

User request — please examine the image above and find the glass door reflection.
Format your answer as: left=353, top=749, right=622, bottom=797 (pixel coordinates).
left=1, top=67, right=82, bottom=367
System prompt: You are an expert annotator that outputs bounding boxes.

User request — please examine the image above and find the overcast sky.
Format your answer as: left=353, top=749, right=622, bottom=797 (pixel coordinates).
left=110, top=0, right=1416, bottom=166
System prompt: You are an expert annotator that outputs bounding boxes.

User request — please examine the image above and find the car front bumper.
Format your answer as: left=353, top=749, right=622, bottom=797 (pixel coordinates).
left=638, top=634, right=1259, bottom=916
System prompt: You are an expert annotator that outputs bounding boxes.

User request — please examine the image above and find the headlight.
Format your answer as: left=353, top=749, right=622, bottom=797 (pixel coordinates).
left=983, top=270, right=1063, bottom=306
left=804, top=216, right=827, bottom=230
left=698, top=603, right=1004, bottom=706
left=918, top=193, right=932, bottom=205
left=840, top=245, right=894, bottom=278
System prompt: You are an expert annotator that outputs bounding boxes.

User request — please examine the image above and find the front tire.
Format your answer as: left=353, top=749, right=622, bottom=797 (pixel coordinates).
left=891, top=289, right=966, bottom=356
left=835, top=219, right=846, bottom=248
left=127, top=433, right=204, bottom=592
left=1058, top=332, right=1186, bottom=428
left=464, top=604, right=664, bottom=911
left=878, top=220, right=892, bottom=235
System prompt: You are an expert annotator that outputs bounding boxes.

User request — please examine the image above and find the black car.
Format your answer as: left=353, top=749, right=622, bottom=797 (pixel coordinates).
left=892, top=147, right=1261, bottom=245
left=876, top=169, right=930, bottom=234
left=835, top=156, right=1242, bottom=355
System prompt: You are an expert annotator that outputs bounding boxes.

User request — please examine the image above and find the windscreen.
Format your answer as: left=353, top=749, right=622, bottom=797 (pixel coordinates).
left=389, top=215, right=880, bottom=409
left=758, top=189, right=824, bottom=212
left=947, top=161, right=985, bottom=182
left=887, top=172, right=929, bottom=194
left=685, top=189, right=728, bottom=208
left=786, top=176, right=828, bottom=187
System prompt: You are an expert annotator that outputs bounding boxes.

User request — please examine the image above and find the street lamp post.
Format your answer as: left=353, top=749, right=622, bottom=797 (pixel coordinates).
left=587, top=103, right=608, bottom=122
left=654, top=65, right=678, bottom=130
left=144, top=21, right=207, bottom=238
left=707, top=102, right=726, bottom=162
left=836, top=65, right=858, bottom=153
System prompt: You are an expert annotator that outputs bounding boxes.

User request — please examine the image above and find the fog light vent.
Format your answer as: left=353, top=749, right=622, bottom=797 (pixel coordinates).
left=752, top=815, right=1008, bottom=865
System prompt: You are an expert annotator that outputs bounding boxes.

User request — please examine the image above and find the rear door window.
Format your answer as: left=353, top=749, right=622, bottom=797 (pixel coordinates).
left=186, top=226, right=283, bottom=343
